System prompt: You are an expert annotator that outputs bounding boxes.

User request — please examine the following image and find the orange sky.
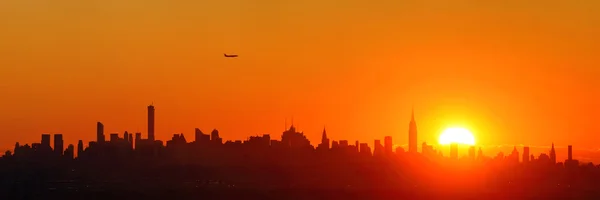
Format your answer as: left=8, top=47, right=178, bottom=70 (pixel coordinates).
left=0, top=1, right=599, bottom=158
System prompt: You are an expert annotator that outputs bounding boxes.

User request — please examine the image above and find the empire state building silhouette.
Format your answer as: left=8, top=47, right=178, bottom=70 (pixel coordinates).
left=408, top=108, right=418, bottom=153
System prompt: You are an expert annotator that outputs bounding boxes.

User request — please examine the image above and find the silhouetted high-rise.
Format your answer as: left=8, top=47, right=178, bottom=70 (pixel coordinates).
left=374, top=140, right=383, bottom=156
left=77, top=140, right=83, bottom=158
left=128, top=134, right=133, bottom=149
left=148, top=105, right=155, bottom=141
left=523, top=146, right=530, bottom=163
left=450, top=143, right=458, bottom=159
left=64, top=144, right=74, bottom=159
left=211, top=129, right=222, bottom=144
left=550, top=143, right=557, bottom=164
left=408, top=108, right=418, bottom=153
left=321, top=128, right=330, bottom=149
left=124, top=131, right=129, bottom=143
left=468, top=146, right=475, bottom=160
left=359, top=143, right=371, bottom=155
left=110, top=133, right=119, bottom=142
left=339, top=140, right=349, bottom=147
left=41, top=134, right=51, bottom=148
left=135, top=132, right=141, bottom=149
left=568, top=145, right=572, bottom=161
left=54, top=134, right=63, bottom=155
left=510, top=146, right=519, bottom=163
left=97, top=122, right=105, bottom=143
left=384, top=136, right=393, bottom=154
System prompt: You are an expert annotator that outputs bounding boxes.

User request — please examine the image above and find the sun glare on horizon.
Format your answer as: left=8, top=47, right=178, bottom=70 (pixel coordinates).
left=439, top=127, right=475, bottom=145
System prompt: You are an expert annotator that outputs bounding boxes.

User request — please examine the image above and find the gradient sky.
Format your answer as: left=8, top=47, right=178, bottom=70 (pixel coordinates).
left=1, top=1, right=599, bottom=159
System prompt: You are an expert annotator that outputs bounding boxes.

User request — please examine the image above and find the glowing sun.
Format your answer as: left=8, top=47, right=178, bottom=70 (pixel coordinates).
left=439, top=127, right=475, bottom=145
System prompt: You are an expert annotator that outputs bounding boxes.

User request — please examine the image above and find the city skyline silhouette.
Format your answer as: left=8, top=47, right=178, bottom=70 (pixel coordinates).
left=1, top=0, right=599, bottom=199
left=0, top=103, right=586, bottom=162
left=2, top=104, right=599, bottom=199
left=5, top=104, right=600, bottom=163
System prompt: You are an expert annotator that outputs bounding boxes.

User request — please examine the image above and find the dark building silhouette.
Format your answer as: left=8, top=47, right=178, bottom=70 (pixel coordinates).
left=281, top=126, right=311, bottom=149
left=339, top=140, right=348, bottom=147
left=568, top=145, right=572, bottom=160
left=124, top=132, right=129, bottom=143
left=550, top=143, right=557, bottom=164
left=396, top=146, right=405, bottom=154
left=167, top=133, right=187, bottom=147
left=509, top=146, right=519, bottom=163
left=54, top=134, right=63, bottom=156
left=523, top=146, right=530, bottom=163
left=194, top=128, right=210, bottom=143
left=77, top=140, right=83, bottom=157
left=422, top=142, right=435, bottom=158
left=41, top=134, right=51, bottom=148
left=408, top=109, right=418, bottom=153
left=450, top=143, right=458, bottom=159
left=565, top=145, right=579, bottom=168
left=135, top=132, right=141, bottom=149
left=128, top=134, right=133, bottom=149
left=359, top=143, right=371, bottom=155
left=384, top=136, right=393, bottom=154
left=5, top=104, right=600, bottom=200
left=148, top=104, right=155, bottom=141
left=317, top=128, right=330, bottom=150
left=468, top=146, right=475, bottom=160
left=97, top=122, right=105, bottom=143
left=211, top=129, right=223, bottom=144
left=374, top=140, right=383, bottom=156
left=64, top=144, right=74, bottom=159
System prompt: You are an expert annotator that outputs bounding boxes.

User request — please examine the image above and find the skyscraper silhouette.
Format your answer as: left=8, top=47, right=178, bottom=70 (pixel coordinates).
left=408, top=108, right=418, bottom=153
left=77, top=140, right=83, bottom=157
left=41, top=134, right=51, bottom=148
left=148, top=104, right=155, bottom=141
left=550, top=143, right=557, bottom=164
left=384, top=136, right=393, bottom=154
left=110, top=133, right=119, bottom=142
left=54, top=134, right=63, bottom=156
left=510, top=146, right=519, bottom=163
left=65, top=144, right=74, bottom=159
left=320, top=127, right=330, bottom=149
left=568, top=145, right=573, bottom=161
left=523, top=146, right=530, bottom=163
left=211, top=129, right=222, bottom=144
left=374, top=140, right=383, bottom=156
left=97, top=122, right=105, bottom=143
left=135, top=132, right=141, bottom=149
left=128, top=134, right=133, bottom=149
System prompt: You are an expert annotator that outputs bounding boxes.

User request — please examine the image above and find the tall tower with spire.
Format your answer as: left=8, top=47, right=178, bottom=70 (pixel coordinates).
left=549, top=143, right=556, bottom=164
left=321, top=127, right=330, bottom=149
left=408, top=107, right=418, bottom=153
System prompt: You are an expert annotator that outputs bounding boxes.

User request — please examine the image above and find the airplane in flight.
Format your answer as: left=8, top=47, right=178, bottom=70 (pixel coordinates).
left=224, top=53, right=238, bottom=58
